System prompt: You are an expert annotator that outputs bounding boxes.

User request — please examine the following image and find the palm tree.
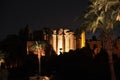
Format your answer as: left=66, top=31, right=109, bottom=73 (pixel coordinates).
left=77, top=0, right=120, bottom=80
left=29, top=41, right=46, bottom=79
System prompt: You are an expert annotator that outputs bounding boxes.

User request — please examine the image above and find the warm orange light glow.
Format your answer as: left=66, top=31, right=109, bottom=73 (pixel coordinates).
left=0, top=59, right=4, bottom=66
left=64, top=29, right=70, bottom=52
left=81, top=31, right=86, bottom=48
left=116, top=15, right=120, bottom=21
left=65, top=36, right=70, bottom=52
left=57, top=35, right=63, bottom=55
left=52, top=30, right=57, bottom=53
left=69, top=32, right=75, bottom=50
left=33, top=48, right=45, bottom=56
left=116, top=10, right=120, bottom=21
left=27, top=41, right=45, bottom=56
left=51, top=28, right=81, bottom=54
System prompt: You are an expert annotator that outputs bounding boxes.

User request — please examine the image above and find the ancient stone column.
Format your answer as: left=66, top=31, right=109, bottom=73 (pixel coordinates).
left=69, top=32, right=75, bottom=50
left=52, top=30, right=57, bottom=54
left=64, top=29, right=70, bottom=52
left=57, top=28, right=64, bottom=55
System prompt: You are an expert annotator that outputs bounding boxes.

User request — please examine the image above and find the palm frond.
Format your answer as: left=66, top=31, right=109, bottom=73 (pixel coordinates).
left=75, top=0, right=120, bottom=36
left=105, top=0, right=119, bottom=11
left=82, top=0, right=120, bottom=33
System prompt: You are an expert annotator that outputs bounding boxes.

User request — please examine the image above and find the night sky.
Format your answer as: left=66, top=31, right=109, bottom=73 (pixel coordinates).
left=1, top=0, right=120, bottom=40
left=1, top=0, right=89, bottom=40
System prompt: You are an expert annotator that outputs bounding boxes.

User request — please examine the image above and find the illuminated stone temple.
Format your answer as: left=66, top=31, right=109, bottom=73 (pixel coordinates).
left=27, top=28, right=86, bottom=55
left=49, top=28, right=86, bottom=55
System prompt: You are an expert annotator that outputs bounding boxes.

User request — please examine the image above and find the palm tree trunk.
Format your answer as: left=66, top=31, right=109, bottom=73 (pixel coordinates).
left=38, top=52, right=41, bottom=76
left=107, top=49, right=116, bottom=80
left=103, top=33, right=116, bottom=80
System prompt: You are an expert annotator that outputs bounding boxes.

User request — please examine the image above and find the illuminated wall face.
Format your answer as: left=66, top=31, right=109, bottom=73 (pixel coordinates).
left=81, top=31, right=86, bottom=48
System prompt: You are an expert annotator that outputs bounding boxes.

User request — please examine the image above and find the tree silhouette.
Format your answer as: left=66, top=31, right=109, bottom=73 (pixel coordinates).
left=76, top=0, right=120, bottom=80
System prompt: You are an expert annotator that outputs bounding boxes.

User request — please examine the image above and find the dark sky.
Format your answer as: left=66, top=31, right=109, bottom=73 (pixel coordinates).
left=0, top=0, right=89, bottom=40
